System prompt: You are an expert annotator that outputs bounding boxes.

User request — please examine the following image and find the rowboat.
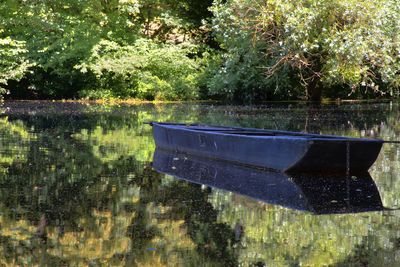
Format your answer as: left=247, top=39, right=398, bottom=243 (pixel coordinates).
left=150, top=122, right=383, bottom=173
left=152, top=149, right=384, bottom=214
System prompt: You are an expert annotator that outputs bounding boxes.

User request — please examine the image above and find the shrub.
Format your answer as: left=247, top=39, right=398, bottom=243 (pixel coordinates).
left=209, top=0, right=400, bottom=101
left=0, top=37, right=32, bottom=95
left=77, top=39, right=201, bottom=100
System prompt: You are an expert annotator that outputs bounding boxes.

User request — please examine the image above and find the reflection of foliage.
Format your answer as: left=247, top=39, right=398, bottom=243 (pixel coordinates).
left=210, top=188, right=400, bottom=266
left=0, top=102, right=400, bottom=265
left=0, top=103, right=239, bottom=265
left=73, top=126, right=155, bottom=163
left=159, top=182, right=238, bottom=266
left=0, top=117, right=34, bottom=174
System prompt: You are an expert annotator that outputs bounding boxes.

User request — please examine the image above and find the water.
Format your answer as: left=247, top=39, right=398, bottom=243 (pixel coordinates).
left=0, top=101, right=400, bottom=266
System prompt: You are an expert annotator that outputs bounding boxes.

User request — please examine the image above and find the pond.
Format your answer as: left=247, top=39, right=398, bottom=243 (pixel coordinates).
left=0, top=100, right=399, bottom=266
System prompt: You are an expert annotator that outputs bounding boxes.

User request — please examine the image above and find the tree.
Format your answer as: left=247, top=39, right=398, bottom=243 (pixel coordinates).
left=209, top=0, right=400, bottom=101
left=0, top=36, right=31, bottom=95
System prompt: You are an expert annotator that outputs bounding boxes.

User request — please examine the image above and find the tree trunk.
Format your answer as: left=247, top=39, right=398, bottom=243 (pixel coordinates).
left=306, top=78, right=322, bottom=102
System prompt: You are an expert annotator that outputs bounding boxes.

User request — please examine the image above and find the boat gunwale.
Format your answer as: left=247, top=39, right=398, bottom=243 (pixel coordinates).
left=152, top=122, right=384, bottom=143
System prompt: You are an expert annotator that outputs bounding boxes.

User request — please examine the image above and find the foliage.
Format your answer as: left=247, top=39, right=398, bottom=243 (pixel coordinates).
left=0, top=0, right=399, bottom=101
left=0, top=0, right=135, bottom=97
left=0, top=0, right=212, bottom=99
left=208, top=0, right=400, bottom=101
left=0, top=37, right=32, bottom=95
left=77, top=39, right=201, bottom=100
left=138, top=0, right=213, bottom=40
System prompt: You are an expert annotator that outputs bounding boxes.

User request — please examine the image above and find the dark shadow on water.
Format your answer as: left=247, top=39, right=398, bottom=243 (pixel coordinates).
left=152, top=148, right=384, bottom=215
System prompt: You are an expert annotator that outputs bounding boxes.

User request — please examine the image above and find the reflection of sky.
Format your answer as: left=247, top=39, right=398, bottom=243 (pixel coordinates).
left=0, top=101, right=399, bottom=266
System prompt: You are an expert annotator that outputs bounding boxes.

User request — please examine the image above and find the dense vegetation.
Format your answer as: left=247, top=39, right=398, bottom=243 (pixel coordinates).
left=0, top=0, right=399, bottom=102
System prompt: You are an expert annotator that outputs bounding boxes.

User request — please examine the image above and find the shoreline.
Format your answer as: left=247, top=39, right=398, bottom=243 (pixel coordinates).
left=0, top=98, right=397, bottom=105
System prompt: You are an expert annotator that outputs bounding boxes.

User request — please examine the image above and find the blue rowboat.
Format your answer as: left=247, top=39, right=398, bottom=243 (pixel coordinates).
left=152, top=149, right=384, bottom=214
left=150, top=122, right=383, bottom=173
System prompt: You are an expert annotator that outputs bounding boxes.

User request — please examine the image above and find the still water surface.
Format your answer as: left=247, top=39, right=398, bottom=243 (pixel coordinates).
left=0, top=101, right=400, bottom=266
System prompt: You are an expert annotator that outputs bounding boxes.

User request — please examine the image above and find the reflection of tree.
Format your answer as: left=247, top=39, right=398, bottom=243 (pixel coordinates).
left=0, top=112, right=146, bottom=264
left=1, top=102, right=400, bottom=266
left=158, top=181, right=238, bottom=266
left=124, top=166, right=163, bottom=266
left=194, top=102, right=396, bottom=137
left=122, top=165, right=238, bottom=266
left=0, top=105, right=239, bottom=265
left=0, top=139, right=139, bottom=265
left=0, top=117, right=34, bottom=174
left=335, top=234, right=400, bottom=267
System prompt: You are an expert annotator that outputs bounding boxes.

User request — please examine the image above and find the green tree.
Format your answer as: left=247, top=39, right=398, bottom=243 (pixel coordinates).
left=0, top=0, right=212, bottom=99
left=0, top=0, right=142, bottom=97
left=209, top=0, right=400, bottom=101
left=0, top=36, right=31, bottom=95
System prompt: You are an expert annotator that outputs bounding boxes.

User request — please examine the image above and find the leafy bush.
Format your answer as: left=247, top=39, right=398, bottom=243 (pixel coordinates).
left=0, top=36, right=32, bottom=95
left=77, top=39, right=201, bottom=100
left=208, top=0, right=400, bottom=101
left=1, top=0, right=399, bottom=102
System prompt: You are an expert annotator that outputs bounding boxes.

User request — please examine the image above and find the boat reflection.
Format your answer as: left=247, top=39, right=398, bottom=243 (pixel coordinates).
left=152, top=149, right=384, bottom=215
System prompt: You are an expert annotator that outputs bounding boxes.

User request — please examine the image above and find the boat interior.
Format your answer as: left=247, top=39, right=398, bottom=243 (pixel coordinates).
left=182, top=125, right=348, bottom=139
left=154, top=122, right=380, bottom=140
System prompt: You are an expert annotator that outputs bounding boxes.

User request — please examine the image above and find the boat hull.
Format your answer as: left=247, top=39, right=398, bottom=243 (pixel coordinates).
left=151, top=123, right=383, bottom=173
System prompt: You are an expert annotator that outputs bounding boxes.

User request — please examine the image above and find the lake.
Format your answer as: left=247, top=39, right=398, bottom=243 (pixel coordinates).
left=0, top=101, right=399, bottom=266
